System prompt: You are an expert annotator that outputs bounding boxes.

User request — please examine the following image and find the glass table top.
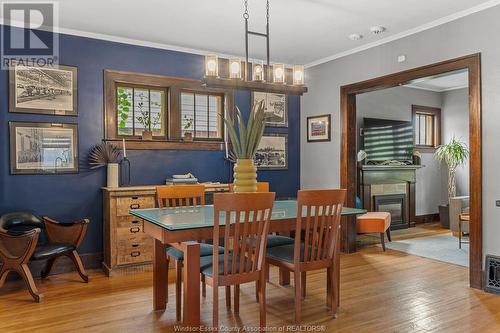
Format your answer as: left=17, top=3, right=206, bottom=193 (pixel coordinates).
left=130, top=199, right=367, bottom=231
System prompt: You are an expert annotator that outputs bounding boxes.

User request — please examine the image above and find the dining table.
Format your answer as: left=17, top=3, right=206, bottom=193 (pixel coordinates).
left=130, top=199, right=366, bottom=327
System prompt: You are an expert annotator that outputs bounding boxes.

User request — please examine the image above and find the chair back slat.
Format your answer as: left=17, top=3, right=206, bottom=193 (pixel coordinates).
left=294, top=189, right=346, bottom=265
left=212, top=192, right=275, bottom=279
left=156, top=185, right=205, bottom=208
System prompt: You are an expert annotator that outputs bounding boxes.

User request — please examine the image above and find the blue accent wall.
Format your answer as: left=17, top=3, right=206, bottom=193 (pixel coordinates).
left=0, top=26, right=300, bottom=254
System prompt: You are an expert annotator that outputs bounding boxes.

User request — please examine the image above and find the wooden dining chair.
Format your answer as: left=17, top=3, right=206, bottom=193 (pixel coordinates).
left=266, top=189, right=346, bottom=323
left=200, top=192, right=276, bottom=328
left=228, top=182, right=269, bottom=193
left=156, top=185, right=224, bottom=321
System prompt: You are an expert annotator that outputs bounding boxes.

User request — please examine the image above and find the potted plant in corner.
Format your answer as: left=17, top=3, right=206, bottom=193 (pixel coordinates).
left=435, top=137, right=469, bottom=228
left=223, top=100, right=266, bottom=192
left=183, top=116, right=194, bottom=141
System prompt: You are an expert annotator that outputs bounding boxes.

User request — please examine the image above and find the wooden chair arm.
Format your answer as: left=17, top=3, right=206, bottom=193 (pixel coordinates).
left=0, top=228, right=40, bottom=261
left=43, top=217, right=89, bottom=247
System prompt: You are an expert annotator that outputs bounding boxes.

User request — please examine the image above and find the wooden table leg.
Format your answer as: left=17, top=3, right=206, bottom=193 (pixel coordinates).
left=279, top=268, right=290, bottom=286
left=182, top=242, right=200, bottom=327
left=153, top=239, right=167, bottom=311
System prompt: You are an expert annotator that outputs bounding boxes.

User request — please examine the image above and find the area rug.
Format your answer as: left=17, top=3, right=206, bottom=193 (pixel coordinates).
left=381, top=233, right=469, bottom=267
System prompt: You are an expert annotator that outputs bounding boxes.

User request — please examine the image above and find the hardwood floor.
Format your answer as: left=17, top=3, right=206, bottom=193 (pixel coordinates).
left=1, top=246, right=499, bottom=332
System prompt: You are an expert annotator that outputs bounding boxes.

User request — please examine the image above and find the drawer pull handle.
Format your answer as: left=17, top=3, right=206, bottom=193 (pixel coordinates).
left=131, top=220, right=139, bottom=224
left=132, top=196, right=139, bottom=199
left=130, top=203, right=140, bottom=209
left=130, top=227, right=140, bottom=233
left=132, top=244, right=139, bottom=248
left=131, top=251, right=141, bottom=257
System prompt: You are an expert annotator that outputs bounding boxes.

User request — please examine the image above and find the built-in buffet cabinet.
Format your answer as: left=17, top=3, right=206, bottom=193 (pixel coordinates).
left=358, top=165, right=422, bottom=230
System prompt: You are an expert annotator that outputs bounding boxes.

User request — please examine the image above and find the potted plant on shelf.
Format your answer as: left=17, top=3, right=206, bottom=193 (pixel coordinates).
left=183, top=116, right=194, bottom=141
left=434, top=137, right=469, bottom=228
left=223, top=100, right=266, bottom=192
left=88, top=142, right=121, bottom=188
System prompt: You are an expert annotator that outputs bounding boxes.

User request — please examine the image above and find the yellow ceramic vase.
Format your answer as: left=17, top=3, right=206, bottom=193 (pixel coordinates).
left=233, top=159, right=257, bottom=192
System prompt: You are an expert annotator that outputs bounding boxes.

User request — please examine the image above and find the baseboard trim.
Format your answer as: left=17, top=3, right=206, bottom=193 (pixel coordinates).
left=4, top=252, right=103, bottom=281
left=414, top=213, right=440, bottom=224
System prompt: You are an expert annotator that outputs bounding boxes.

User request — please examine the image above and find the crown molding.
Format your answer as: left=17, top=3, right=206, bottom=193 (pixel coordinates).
left=403, top=83, right=469, bottom=93
left=305, top=0, right=500, bottom=68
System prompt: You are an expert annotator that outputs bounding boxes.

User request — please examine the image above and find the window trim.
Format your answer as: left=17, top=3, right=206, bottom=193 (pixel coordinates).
left=104, top=70, right=232, bottom=150
left=412, top=105, right=441, bottom=152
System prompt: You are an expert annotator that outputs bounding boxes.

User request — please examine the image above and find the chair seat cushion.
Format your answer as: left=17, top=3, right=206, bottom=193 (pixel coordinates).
left=356, top=212, right=391, bottom=233
left=266, top=243, right=307, bottom=263
left=266, top=235, right=295, bottom=248
left=166, top=243, right=224, bottom=261
left=199, top=254, right=252, bottom=277
left=31, top=243, right=75, bottom=261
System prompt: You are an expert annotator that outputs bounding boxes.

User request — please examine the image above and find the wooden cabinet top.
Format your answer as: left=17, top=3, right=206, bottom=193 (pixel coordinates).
left=102, top=184, right=230, bottom=193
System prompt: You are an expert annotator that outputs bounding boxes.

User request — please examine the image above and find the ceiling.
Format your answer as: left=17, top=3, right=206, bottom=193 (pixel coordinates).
left=404, top=70, right=469, bottom=92
left=28, top=0, right=500, bottom=65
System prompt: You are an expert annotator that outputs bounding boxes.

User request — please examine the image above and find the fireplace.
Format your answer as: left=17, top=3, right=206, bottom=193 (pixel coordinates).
left=374, top=194, right=407, bottom=230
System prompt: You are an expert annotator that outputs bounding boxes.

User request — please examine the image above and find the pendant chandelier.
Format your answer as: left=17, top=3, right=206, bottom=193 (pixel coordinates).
left=202, top=0, right=307, bottom=95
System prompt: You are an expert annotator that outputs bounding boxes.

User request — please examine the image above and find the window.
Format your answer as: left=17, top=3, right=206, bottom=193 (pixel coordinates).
left=413, top=105, right=441, bottom=149
left=181, top=91, right=223, bottom=140
left=116, top=86, right=167, bottom=138
left=104, top=70, right=232, bottom=150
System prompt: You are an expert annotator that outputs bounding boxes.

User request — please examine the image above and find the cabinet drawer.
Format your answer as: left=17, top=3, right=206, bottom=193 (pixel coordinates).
left=116, top=196, right=155, bottom=216
left=116, top=238, right=153, bottom=265
left=117, top=216, right=143, bottom=229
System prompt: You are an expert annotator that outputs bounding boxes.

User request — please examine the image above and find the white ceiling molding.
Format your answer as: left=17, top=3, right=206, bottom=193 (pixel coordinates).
left=305, top=0, right=500, bottom=68
left=403, top=83, right=469, bottom=93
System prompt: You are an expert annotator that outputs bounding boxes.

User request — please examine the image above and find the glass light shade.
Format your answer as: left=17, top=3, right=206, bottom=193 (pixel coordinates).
left=205, top=55, right=218, bottom=77
left=252, top=62, right=265, bottom=82
left=293, top=65, right=305, bottom=85
left=273, top=63, right=285, bottom=84
left=229, top=58, right=242, bottom=79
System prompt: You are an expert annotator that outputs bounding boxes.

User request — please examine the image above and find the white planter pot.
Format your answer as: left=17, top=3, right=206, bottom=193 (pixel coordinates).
left=107, top=163, right=119, bottom=188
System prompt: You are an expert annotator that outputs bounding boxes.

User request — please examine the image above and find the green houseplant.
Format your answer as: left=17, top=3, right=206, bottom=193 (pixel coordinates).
left=183, top=116, right=194, bottom=141
left=434, top=137, right=469, bottom=227
left=223, top=100, right=266, bottom=192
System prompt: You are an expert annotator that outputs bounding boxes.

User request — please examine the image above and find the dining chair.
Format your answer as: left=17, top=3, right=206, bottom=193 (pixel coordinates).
left=200, top=192, right=275, bottom=328
left=156, top=184, right=225, bottom=321
left=229, top=181, right=294, bottom=296
left=266, top=189, right=346, bottom=323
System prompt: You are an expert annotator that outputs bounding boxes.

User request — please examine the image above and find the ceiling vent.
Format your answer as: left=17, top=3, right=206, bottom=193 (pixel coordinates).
left=370, top=26, right=386, bottom=35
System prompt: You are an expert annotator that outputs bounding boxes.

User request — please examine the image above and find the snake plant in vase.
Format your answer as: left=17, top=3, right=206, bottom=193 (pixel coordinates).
left=223, top=100, right=266, bottom=192
left=434, top=137, right=469, bottom=227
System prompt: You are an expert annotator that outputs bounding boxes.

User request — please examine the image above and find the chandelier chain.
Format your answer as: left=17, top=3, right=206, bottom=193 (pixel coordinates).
left=243, top=0, right=249, bottom=19
left=266, top=0, right=269, bottom=21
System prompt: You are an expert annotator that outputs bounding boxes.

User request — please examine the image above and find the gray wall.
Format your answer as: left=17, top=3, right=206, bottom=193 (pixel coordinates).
left=356, top=86, right=444, bottom=215
left=442, top=88, right=470, bottom=198
left=301, top=6, right=499, bottom=260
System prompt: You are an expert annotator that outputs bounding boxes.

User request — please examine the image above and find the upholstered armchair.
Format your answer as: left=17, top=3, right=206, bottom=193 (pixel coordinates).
left=449, top=196, right=470, bottom=234
left=0, top=212, right=90, bottom=302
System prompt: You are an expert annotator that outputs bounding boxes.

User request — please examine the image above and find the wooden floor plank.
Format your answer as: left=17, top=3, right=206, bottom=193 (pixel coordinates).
left=1, top=246, right=499, bottom=332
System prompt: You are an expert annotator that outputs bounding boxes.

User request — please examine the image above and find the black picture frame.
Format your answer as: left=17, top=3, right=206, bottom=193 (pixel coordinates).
left=307, top=114, right=331, bottom=142
left=251, top=91, right=288, bottom=127
left=9, top=121, right=79, bottom=175
left=254, top=133, right=288, bottom=170
left=9, top=64, right=78, bottom=116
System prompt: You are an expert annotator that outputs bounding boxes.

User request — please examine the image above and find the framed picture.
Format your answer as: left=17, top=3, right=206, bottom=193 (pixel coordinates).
left=307, top=114, right=331, bottom=142
left=9, top=64, right=78, bottom=116
left=252, top=91, right=288, bottom=127
left=254, top=133, right=288, bottom=170
left=9, top=122, right=79, bottom=175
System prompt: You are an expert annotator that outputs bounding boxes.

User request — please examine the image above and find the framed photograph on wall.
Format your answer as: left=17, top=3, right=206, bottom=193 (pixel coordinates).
left=252, top=91, right=288, bottom=127
left=9, top=122, right=79, bottom=175
left=9, top=64, right=78, bottom=116
left=254, top=133, right=288, bottom=170
left=307, top=114, right=331, bottom=142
